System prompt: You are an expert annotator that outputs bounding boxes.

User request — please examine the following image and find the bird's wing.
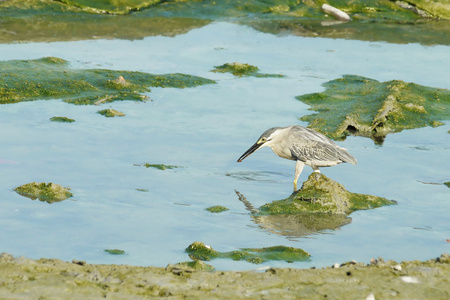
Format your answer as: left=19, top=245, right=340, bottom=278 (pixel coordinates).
left=290, top=140, right=341, bottom=163
left=287, top=126, right=347, bottom=163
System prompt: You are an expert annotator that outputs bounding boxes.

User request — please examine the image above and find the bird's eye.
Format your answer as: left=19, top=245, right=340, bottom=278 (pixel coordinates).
left=259, top=137, right=267, bottom=143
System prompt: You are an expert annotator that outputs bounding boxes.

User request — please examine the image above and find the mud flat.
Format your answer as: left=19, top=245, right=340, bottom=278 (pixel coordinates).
left=0, top=252, right=449, bottom=299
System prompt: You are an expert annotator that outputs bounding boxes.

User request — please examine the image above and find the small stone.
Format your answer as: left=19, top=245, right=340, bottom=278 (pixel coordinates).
left=401, top=276, right=419, bottom=284
left=393, top=264, right=402, bottom=271
left=333, top=263, right=340, bottom=268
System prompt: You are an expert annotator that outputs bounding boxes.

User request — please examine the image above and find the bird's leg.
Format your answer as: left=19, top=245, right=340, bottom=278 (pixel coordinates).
left=293, top=160, right=305, bottom=192
left=312, top=166, right=321, bottom=180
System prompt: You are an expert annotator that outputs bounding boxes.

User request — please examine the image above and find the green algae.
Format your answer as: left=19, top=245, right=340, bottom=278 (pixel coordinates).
left=259, top=173, right=396, bottom=215
left=14, top=182, right=73, bottom=203
left=212, top=62, right=284, bottom=78
left=97, top=108, right=125, bottom=117
left=185, top=241, right=310, bottom=264
left=297, top=75, right=450, bottom=145
left=444, top=182, right=450, bottom=188
left=0, top=57, right=215, bottom=105
left=185, top=242, right=220, bottom=261
left=140, top=163, right=179, bottom=170
left=55, top=0, right=164, bottom=15
left=50, top=116, right=75, bottom=123
left=104, top=249, right=126, bottom=255
left=205, top=205, right=229, bottom=213
left=1, top=1, right=450, bottom=45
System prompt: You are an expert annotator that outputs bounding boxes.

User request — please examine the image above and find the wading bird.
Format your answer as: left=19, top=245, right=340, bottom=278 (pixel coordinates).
left=237, top=125, right=357, bottom=191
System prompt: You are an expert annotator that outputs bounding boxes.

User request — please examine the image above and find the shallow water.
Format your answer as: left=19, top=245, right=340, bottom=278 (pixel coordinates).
left=0, top=22, right=449, bottom=270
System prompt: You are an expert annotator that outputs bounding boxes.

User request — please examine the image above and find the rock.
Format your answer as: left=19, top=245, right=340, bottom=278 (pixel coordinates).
left=49, top=116, right=75, bottom=123
left=205, top=205, right=229, bottom=213
left=97, top=108, right=125, bottom=117
left=0, top=57, right=215, bottom=105
left=297, top=75, right=450, bottom=145
left=14, top=182, right=73, bottom=203
left=211, top=62, right=284, bottom=78
left=259, top=173, right=396, bottom=215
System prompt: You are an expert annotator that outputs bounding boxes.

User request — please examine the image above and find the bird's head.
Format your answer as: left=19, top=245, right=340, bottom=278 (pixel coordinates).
left=237, top=127, right=280, bottom=162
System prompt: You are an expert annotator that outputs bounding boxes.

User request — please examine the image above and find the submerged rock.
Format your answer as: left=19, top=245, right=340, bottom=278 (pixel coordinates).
left=235, top=173, right=395, bottom=239
left=212, top=62, right=284, bottom=78
left=49, top=116, right=75, bottom=123
left=138, top=163, right=179, bottom=170
left=297, top=75, right=450, bottom=145
left=104, top=249, right=126, bottom=255
left=205, top=205, right=229, bottom=213
left=97, top=108, right=125, bottom=117
left=0, top=57, right=215, bottom=105
left=260, top=173, right=396, bottom=215
left=14, top=182, right=73, bottom=203
left=185, top=241, right=310, bottom=264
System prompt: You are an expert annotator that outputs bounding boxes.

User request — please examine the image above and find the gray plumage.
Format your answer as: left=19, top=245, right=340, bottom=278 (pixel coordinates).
left=237, top=125, right=357, bottom=191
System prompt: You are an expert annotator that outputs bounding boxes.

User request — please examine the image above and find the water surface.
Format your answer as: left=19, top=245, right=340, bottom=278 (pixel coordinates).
left=0, top=22, right=449, bottom=270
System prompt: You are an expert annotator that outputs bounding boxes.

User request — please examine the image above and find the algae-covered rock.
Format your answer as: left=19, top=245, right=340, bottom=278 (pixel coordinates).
left=172, top=260, right=215, bottom=271
left=0, top=57, right=215, bottom=105
left=205, top=205, right=229, bottom=213
left=185, top=241, right=310, bottom=264
left=212, top=62, right=284, bottom=78
left=14, top=182, right=73, bottom=203
left=1, top=1, right=450, bottom=45
left=55, top=0, right=165, bottom=15
left=185, top=242, right=219, bottom=261
left=50, top=116, right=75, bottom=123
left=104, top=249, right=126, bottom=255
left=297, top=75, right=450, bottom=144
left=97, top=108, right=125, bottom=117
left=260, top=173, right=396, bottom=215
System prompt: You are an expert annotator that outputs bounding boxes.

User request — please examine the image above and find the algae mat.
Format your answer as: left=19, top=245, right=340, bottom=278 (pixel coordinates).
left=0, top=252, right=449, bottom=299
left=1, top=0, right=450, bottom=45
left=0, top=57, right=215, bottom=105
left=297, top=75, right=450, bottom=144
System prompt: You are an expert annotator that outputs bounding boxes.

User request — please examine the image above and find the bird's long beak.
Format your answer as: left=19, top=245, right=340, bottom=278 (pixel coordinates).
left=237, top=142, right=263, bottom=162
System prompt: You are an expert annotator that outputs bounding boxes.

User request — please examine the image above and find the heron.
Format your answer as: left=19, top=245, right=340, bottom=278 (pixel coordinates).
left=237, top=125, right=357, bottom=191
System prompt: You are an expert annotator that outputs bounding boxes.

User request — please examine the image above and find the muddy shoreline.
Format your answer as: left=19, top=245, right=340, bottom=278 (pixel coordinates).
left=0, top=252, right=449, bottom=299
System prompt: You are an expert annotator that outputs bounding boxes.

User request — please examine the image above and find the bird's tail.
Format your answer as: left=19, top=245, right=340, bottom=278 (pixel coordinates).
left=338, top=148, right=357, bottom=165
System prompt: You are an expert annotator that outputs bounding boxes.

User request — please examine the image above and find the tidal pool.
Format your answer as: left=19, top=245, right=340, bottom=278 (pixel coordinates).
left=0, top=22, right=449, bottom=270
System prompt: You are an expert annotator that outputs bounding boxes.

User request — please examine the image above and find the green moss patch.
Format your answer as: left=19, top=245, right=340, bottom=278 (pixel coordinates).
left=297, top=75, right=450, bottom=144
left=0, top=57, right=215, bottom=105
left=185, top=241, right=310, bottom=264
left=138, top=163, right=179, bottom=170
left=212, top=63, right=284, bottom=78
left=104, top=249, right=126, bottom=255
left=205, top=205, right=229, bottom=213
left=14, top=182, right=73, bottom=203
left=97, top=109, right=125, bottom=117
left=50, top=116, right=75, bottom=123
left=259, top=173, right=396, bottom=215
